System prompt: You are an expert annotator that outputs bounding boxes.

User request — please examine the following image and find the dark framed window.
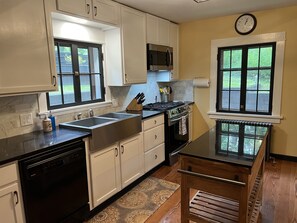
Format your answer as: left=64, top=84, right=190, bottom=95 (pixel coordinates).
left=216, top=42, right=276, bottom=115
left=47, top=39, right=105, bottom=109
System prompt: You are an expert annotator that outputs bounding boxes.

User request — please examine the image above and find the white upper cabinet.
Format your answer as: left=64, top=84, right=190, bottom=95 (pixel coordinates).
left=156, top=22, right=180, bottom=82
left=146, top=14, right=170, bottom=46
left=56, top=0, right=92, bottom=18
left=0, top=0, right=56, bottom=96
left=93, top=0, right=120, bottom=25
left=105, top=6, right=147, bottom=86
left=56, top=0, right=120, bottom=25
left=169, top=22, right=179, bottom=80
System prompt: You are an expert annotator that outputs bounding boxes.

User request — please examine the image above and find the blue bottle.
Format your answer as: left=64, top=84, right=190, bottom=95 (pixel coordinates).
left=49, top=111, right=56, bottom=131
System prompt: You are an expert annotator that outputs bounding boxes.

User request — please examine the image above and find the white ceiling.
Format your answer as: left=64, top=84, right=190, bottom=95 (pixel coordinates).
left=114, top=0, right=297, bottom=23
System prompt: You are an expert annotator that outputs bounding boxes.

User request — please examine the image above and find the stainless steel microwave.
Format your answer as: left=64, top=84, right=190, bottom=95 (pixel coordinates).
left=147, top=44, right=173, bottom=71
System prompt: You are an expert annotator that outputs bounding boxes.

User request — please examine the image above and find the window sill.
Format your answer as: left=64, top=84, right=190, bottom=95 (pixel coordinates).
left=38, top=100, right=113, bottom=117
left=207, top=111, right=283, bottom=124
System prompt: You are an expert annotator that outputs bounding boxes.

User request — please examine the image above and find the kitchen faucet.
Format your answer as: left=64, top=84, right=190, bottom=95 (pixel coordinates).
left=89, top=108, right=94, bottom=117
left=75, top=113, right=82, bottom=120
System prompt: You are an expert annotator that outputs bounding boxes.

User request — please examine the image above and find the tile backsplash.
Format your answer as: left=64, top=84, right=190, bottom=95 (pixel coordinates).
left=0, top=73, right=194, bottom=139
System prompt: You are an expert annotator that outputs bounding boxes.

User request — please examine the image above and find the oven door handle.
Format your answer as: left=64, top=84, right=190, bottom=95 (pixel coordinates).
left=169, top=114, right=189, bottom=125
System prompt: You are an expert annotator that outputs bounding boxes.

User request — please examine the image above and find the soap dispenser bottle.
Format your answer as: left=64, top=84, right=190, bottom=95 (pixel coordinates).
left=43, top=113, right=52, bottom=133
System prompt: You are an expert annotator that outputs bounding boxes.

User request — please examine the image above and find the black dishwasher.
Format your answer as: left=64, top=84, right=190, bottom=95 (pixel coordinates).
left=19, top=140, right=89, bottom=223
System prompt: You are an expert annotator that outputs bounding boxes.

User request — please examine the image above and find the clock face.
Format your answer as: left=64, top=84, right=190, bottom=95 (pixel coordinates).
left=235, top=14, right=257, bottom=35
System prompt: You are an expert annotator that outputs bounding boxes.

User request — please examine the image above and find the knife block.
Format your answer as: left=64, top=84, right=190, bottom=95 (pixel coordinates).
left=126, top=98, right=143, bottom=111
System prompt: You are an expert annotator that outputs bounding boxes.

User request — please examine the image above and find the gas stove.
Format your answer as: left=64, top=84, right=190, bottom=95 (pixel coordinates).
left=143, top=101, right=189, bottom=119
left=143, top=101, right=185, bottom=111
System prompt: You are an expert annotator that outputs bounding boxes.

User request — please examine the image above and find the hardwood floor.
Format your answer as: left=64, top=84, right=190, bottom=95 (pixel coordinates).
left=146, top=159, right=297, bottom=223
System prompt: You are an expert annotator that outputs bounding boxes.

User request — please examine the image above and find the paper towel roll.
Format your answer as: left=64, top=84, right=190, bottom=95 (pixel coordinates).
left=193, top=78, right=210, bottom=88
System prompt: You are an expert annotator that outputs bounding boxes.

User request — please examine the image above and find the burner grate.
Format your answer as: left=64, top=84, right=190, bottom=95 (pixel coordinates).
left=143, top=101, right=184, bottom=111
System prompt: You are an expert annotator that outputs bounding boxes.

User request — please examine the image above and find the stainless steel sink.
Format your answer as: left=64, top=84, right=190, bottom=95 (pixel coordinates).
left=59, top=112, right=141, bottom=151
left=60, top=117, right=117, bottom=129
left=99, top=112, right=136, bottom=119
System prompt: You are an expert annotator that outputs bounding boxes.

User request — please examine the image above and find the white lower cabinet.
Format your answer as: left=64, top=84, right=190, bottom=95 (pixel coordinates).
left=120, top=134, right=144, bottom=188
left=88, top=133, right=144, bottom=209
left=143, top=114, right=165, bottom=173
left=0, top=163, right=24, bottom=223
left=144, top=143, right=165, bottom=173
left=90, top=143, right=121, bottom=208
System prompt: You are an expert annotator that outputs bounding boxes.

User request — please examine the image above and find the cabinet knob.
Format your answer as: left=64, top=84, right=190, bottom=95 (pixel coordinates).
left=86, top=3, right=90, bottom=14
left=94, top=6, right=98, bottom=16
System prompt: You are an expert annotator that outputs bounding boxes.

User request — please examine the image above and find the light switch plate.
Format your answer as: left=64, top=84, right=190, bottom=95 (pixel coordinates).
left=20, top=113, right=33, bottom=126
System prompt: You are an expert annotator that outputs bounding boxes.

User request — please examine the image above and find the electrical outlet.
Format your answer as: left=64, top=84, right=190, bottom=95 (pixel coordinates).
left=20, top=113, right=33, bottom=126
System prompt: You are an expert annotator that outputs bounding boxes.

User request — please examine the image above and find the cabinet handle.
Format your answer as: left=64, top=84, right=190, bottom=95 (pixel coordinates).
left=125, top=74, right=128, bottom=83
left=94, top=6, right=98, bottom=16
left=155, top=154, right=158, bottom=159
left=155, top=135, right=157, bottom=140
left=115, top=148, right=118, bottom=157
left=52, top=76, right=57, bottom=86
left=121, top=145, right=124, bottom=154
left=14, top=191, right=19, bottom=205
left=86, top=3, right=90, bottom=14
left=154, top=120, right=157, bottom=124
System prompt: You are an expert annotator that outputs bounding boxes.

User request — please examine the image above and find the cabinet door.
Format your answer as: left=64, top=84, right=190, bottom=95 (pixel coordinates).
left=120, top=134, right=144, bottom=188
left=0, top=0, right=56, bottom=95
left=169, top=23, right=179, bottom=80
left=0, top=183, right=24, bottom=223
left=56, top=0, right=92, bottom=18
left=93, top=0, right=120, bottom=25
left=158, top=18, right=170, bottom=46
left=90, top=144, right=121, bottom=208
left=146, top=14, right=159, bottom=44
left=121, top=7, right=147, bottom=84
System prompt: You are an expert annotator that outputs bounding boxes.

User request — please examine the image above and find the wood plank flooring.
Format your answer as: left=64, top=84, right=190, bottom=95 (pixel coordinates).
left=146, top=159, right=297, bottom=223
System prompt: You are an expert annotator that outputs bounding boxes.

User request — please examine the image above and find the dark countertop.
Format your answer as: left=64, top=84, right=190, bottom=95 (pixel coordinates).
left=125, top=110, right=164, bottom=120
left=0, top=111, right=164, bottom=166
left=0, top=128, right=90, bottom=166
left=179, top=120, right=269, bottom=168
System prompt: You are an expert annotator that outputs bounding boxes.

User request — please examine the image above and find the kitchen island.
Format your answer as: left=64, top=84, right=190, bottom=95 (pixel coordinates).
left=178, top=120, right=270, bottom=223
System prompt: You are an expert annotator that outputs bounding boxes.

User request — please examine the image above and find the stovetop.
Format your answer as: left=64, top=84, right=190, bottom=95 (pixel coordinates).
left=143, top=101, right=185, bottom=111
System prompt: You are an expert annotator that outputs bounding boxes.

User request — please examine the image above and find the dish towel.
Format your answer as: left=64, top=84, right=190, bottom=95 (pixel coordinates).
left=179, top=115, right=188, bottom=136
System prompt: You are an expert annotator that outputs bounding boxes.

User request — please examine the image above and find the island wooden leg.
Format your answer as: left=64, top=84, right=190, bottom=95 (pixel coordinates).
left=238, top=183, right=249, bottom=222
left=181, top=175, right=189, bottom=223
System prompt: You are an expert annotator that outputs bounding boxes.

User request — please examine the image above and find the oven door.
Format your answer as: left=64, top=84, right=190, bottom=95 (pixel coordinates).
left=165, top=113, right=189, bottom=165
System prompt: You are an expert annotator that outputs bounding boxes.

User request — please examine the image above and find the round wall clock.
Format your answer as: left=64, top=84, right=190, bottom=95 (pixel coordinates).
left=235, top=13, right=257, bottom=35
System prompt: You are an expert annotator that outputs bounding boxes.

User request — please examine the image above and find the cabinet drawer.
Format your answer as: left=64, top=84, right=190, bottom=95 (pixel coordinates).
left=143, top=114, right=164, bottom=131
left=145, top=143, right=165, bottom=173
left=0, top=163, right=17, bottom=187
left=144, top=125, right=164, bottom=152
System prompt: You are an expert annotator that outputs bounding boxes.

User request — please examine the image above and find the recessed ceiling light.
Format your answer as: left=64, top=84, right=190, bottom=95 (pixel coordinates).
left=193, top=0, right=209, bottom=3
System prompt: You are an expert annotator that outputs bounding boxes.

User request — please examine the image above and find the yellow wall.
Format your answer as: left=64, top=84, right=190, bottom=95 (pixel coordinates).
left=180, top=5, right=297, bottom=157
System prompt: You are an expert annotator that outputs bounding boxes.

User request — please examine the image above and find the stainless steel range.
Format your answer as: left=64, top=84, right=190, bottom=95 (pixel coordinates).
left=143, top=102, right=190, bottom=165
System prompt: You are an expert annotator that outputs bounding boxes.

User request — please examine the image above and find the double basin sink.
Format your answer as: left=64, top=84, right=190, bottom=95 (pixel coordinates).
left=60, top=112, right=142, bottom=151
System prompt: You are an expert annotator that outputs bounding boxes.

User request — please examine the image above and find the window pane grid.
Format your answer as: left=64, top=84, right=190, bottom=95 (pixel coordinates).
left=47, top=40, right=105, bottom=110
left=217, top=43, right=275, bottom=115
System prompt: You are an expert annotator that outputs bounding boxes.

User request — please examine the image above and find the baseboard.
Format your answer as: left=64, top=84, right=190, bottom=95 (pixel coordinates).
left=270, top=153, right=297, bottom=162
